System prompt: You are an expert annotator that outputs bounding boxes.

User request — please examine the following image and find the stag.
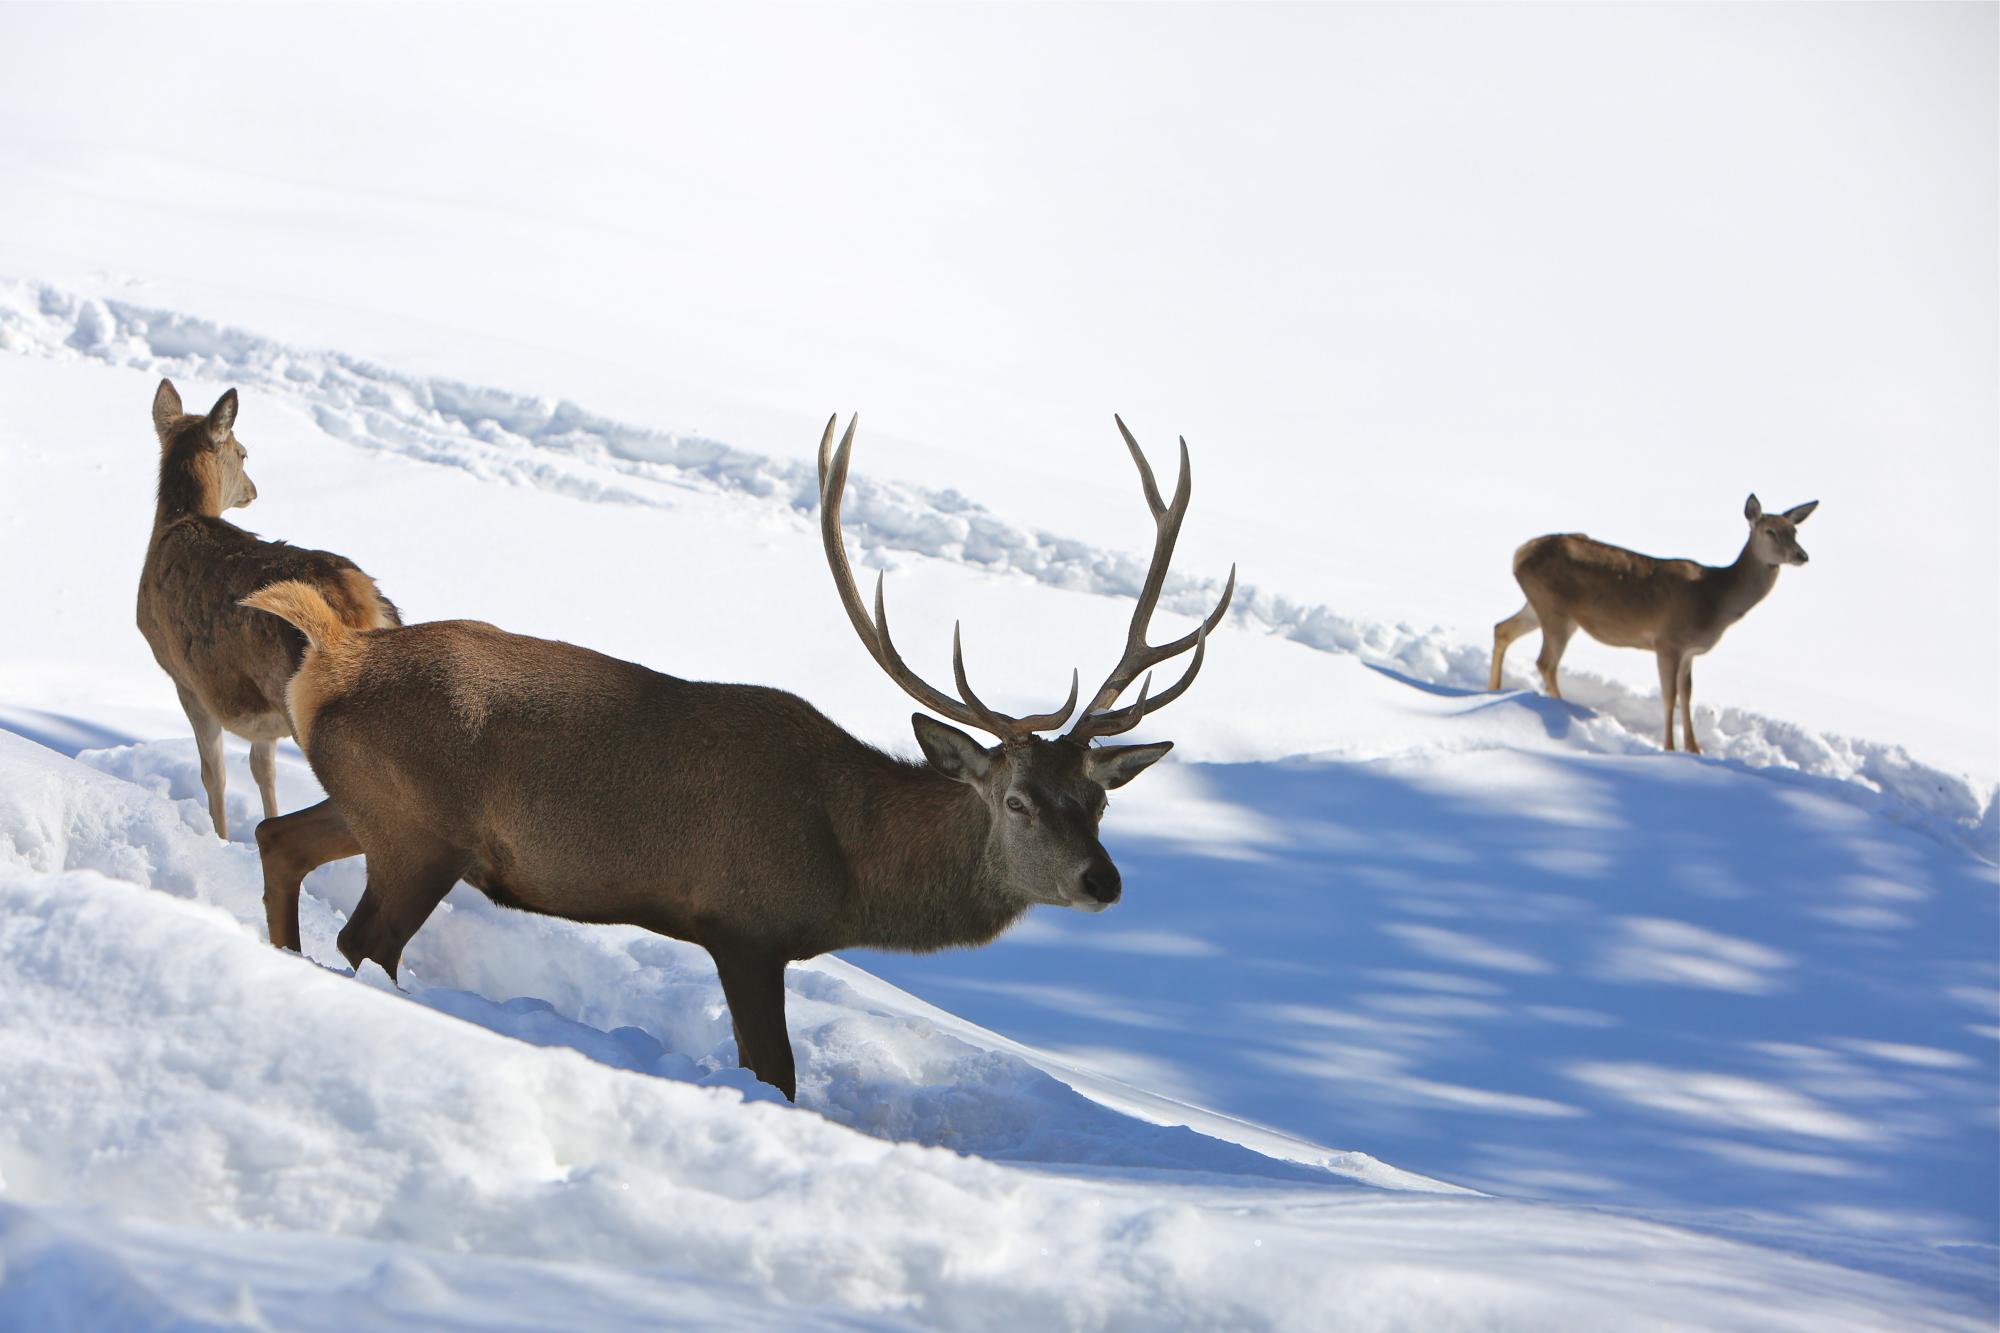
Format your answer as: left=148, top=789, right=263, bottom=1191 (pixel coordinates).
left=1489, top=494, right=1818, bottom=753
left=137, top=379, right=398, bottom=849
left=246, top=415, right=1234, bottom=1098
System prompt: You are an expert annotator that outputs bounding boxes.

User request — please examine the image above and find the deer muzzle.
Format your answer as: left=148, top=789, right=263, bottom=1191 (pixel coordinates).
left=1077, top=860, right=1122, bottom=909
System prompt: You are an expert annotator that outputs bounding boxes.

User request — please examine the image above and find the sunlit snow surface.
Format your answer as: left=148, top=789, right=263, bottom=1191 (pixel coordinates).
left=0, top=302, right=1994, bottom=1327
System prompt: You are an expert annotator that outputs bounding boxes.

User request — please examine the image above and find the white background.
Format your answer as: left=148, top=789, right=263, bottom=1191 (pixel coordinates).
left=1, top=2, right=1992, bottom=776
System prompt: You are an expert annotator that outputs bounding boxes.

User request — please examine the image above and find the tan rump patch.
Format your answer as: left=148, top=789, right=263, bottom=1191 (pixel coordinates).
left=284, top=640, right=370, bottom=751
left=336, top=567, right=396, bottom=631
left=241, top=579, right=368, bottom=749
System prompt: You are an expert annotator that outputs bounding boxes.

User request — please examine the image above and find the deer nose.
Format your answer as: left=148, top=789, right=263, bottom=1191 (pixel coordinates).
left=1081, top=863, right=1122, bottom=905
left=1795, top=549, right=1809, bottom=565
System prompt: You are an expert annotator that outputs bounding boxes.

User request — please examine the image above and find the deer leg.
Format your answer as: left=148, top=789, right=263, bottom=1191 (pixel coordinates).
left=1655, top=648, right=1681, bottom=751
left=1534, top=616, right=1574, bottom=700
left=254, top=798, right=361, bottom=952
left=1679, top=657, right=1700, bottom=755
left=249, top=739, right=281, bottom=821
left=174, top=685, right=229, bottom=837
left=336, top=839, right=465, bottom=981
left=1490, top=603, right=1539, bottom=691
left=710, top=945, right=797, bottom=1101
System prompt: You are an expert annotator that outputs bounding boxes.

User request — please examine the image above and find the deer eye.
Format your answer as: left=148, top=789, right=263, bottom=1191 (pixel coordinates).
left=1005, top=795, right=1028, bottom=815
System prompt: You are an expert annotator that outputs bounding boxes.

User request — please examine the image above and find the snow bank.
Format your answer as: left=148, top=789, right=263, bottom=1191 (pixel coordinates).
left=0, top=723, right=1984, bottom=1328
left=3, top=280, right=1990, bottom=860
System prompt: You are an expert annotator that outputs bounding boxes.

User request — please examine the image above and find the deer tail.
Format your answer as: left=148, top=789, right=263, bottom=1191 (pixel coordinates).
left=241, top=580, right=353, bottom=654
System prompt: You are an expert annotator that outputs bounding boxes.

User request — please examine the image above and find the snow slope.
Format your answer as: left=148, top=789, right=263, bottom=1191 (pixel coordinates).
left=0, top=724, right=1985, bottom=1331
left=0, top=307, right=1995, bottom=1326
left=4, top=282, right=1990, bottom=858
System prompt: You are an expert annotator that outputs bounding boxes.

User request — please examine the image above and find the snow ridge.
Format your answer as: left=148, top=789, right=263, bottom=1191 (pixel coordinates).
left=3, top=280, right=1991, bottom=858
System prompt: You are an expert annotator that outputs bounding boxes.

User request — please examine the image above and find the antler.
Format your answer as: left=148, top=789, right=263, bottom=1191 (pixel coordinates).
left=819, top=415, right=1079, bottom=741
left=1064, top=416, right=1236, bottom=744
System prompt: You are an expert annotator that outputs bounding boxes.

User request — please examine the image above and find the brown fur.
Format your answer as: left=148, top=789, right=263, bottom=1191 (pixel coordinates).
left=136, top=379, right=401, bottom=842
left=1488, top=495, right=1817, bottom=753
left=249, top=412, right=1216, bottom=1101
left=247, top=602, right=1160, bottom=1101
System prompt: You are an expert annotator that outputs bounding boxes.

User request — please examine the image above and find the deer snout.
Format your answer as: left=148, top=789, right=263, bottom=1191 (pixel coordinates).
left=1077, top=861, right=1122, bottom=909
left=1793, top=547, right=1809, bottom=565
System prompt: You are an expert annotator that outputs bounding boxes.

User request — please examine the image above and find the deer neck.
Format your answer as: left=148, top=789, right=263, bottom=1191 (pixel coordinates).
left=153, top=444, right=226, bottom=531
left=1711, top=536, right=1780, bottom=627
left=833, top=758, right=1025, bottom=953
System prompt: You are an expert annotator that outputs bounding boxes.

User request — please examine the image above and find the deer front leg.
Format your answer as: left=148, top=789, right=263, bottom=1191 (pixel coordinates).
left=174, top=684, right=229, bottom=837
left=711, top=944, right=797, bottom=1101
left=1679, top=657, right=1700, bottom=755
left=255, top=798, right=362, bottom=952
left=1655, top=648, right=1682, bottom=751
left=249, top=738, right=282, bottom=821
left=335, top=838, right=464, bottom=980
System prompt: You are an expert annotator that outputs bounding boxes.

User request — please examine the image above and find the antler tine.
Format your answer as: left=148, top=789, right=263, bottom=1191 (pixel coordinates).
left=952, top=619, right=1081, bottom=734
left=1066, top=417, right=1233, bottom=744
left=821, top=413, right=1078, bottom=742
left=1076, top=625, right=1211, bottom=739
left=1014, top=666, right=1081, bottom=733
left=816, top=413, right=840, bottom=496
left=1114, top=414, right=1166, bottom=518
left=868, top=572, right=994, bottom=732
left=819, top=414, right=886, bottom=667
left=949, top=622, right=1012, bottom=737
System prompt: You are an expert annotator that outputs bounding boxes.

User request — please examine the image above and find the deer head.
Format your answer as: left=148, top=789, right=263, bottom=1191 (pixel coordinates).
left=820, top=415, right=1234, bottom=911
left=154, top=379, right=258, bottom=512
left=1744, top=494, right=1818, bottom=567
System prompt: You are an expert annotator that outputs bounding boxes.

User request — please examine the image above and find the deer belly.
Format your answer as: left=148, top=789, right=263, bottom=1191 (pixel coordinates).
left=1573, top=610, right=1655, bottom=651
left=460, top=848, right=698, bottom=937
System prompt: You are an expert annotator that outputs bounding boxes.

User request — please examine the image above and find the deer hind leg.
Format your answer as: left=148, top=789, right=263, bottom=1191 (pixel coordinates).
left=336, top=837, right=466, bottom=981
left=1655, top=648, right=1684, bottom=751
left=1490, top=603, right=1540, bottom=691
left=1679, top=657, right=1700, bottom=755
left=1533, top=614, right=1575, bottom=700
left=249, top=739, right=281, bottom=821
left=710, top=944, right=797, bottom=1101
left=175, top=685, right=229, bottom=837
left=254, top=798, right=362, bottom=952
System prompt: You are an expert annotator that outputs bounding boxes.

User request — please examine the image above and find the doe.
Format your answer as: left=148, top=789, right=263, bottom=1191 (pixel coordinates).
left=1489, top=494, right=1818, bottom=753
left=137, top=379, right=398, bottom=846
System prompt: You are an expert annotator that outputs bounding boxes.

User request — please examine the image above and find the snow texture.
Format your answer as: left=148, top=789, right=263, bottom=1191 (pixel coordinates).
left=3, top=281, right=1991, bottom=861
left=0, top=293, right=1993, bottom=1328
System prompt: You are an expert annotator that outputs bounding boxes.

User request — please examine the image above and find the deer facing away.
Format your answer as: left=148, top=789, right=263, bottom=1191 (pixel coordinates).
left=245, top=415, right=1234, bottom=1100
left=1489, top=494, right=1818, bottom=754
left=136, top=379, right=399, bottom=840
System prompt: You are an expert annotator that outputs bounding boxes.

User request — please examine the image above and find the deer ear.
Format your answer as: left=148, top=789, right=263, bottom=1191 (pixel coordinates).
left=1744, top=494, right=1762, bottom=522
left=206, top=388, right=239, bottom=444
left=912, top=714, right=993, bottom=783
left=152, top=379, right=183, bottom=438
left=1782, top=500, right=1818, bottom=525
left=1087, top=740, right=1172, bottom=790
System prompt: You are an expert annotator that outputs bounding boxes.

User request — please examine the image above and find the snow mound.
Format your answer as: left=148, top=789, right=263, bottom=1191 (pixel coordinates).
left=0, top=729, right=1984, bottom=1329
left=3, top=280, right=1990, bottom=860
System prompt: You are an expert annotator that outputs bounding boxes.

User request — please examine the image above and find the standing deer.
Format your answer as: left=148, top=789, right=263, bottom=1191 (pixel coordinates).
left=245, top=415, right=1234, bottom=1100
left=1488, top=494, right=1818, bottom=754
left=138, top=380, right=400, bottom=855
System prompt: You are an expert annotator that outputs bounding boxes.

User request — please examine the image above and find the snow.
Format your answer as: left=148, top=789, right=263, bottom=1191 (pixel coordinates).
left=0, top=4, right=1994, bottom=1326
left=4, top=282, right=1990, bottom=859
left=0, top=735, right=1988, bottom=1330
left=0, top=318, right=1993, bottom=1327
